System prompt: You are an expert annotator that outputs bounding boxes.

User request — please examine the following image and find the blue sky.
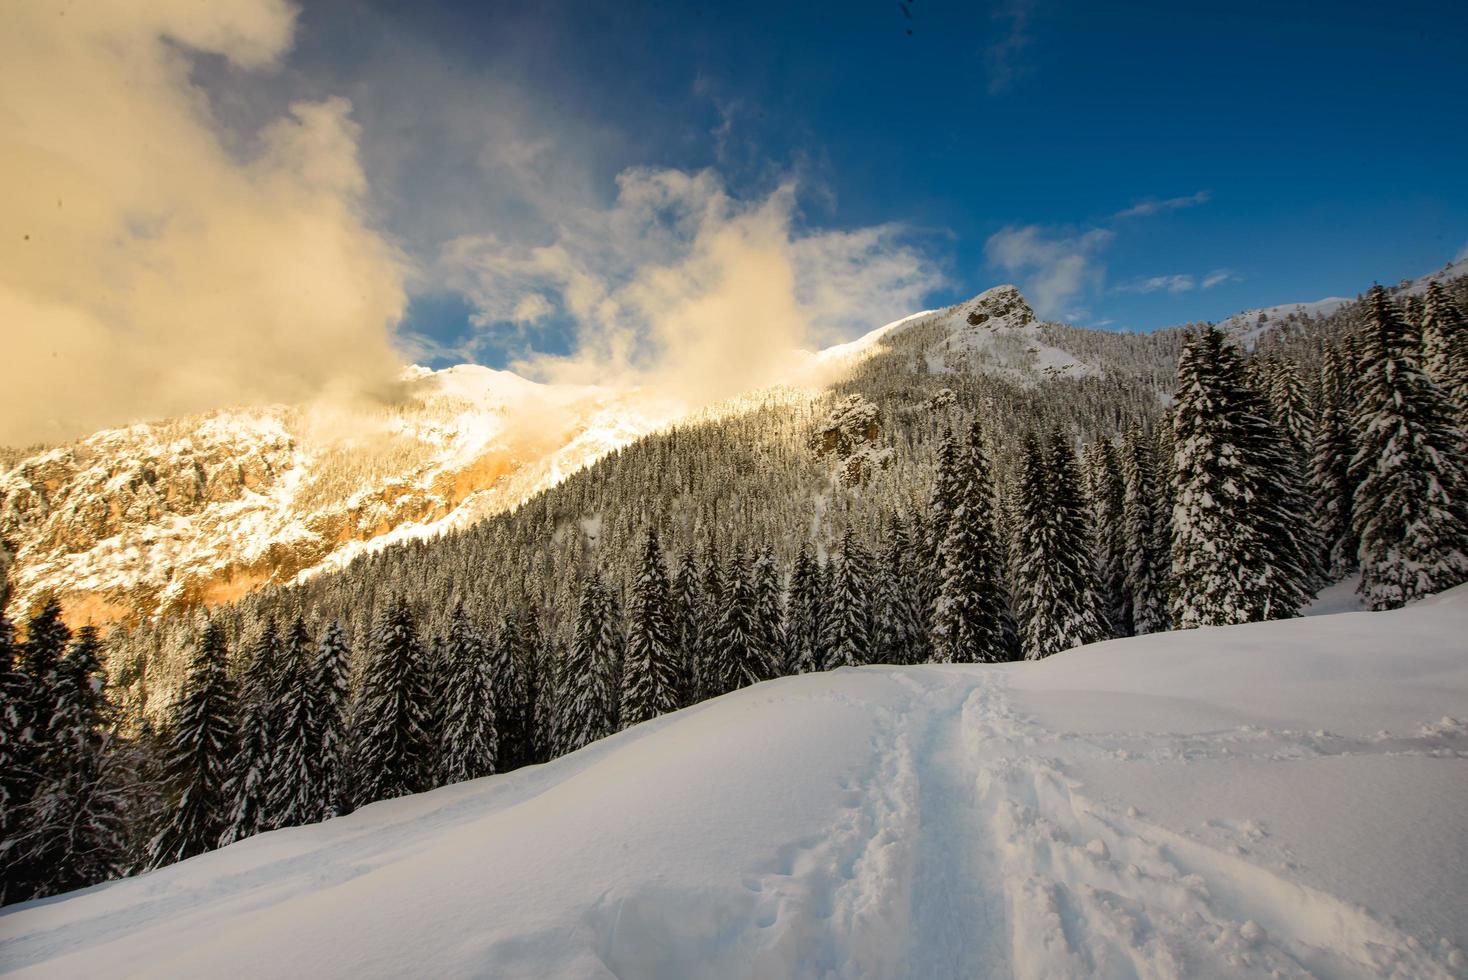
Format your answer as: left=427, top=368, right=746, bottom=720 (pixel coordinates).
left=275, top=0, right=1467, bottom=363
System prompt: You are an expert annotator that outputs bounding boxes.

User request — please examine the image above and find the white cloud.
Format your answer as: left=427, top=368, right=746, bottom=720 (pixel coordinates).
left=1114, top=190, right=1212, bottom=220
left=1, top=0, right=407, bottom=446
left=984, top=226, right=1112, bottom=317
left=1201, top=268, right=1237, bottom=289
left=443, top=169, right=942, bottom=405
left=1118, top=274, right=1196, bottom=295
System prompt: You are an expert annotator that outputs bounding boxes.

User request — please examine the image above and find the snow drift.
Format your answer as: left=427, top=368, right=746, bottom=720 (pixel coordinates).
left=3, top=591, right=1467, bottom=979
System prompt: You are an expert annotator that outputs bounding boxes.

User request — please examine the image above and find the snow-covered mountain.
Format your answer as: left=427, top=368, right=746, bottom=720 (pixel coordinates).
left=1217, top=254, right=1468, bottom=348
left=4, top=587, right=1464, bottom=978
left=0, top=286, right=1104, bottom=626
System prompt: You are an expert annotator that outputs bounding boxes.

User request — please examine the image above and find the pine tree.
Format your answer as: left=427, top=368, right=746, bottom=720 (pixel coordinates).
left=0, top=613, right=37, bottom=905
left=489, top=615, right=531, bottom=769
left=419, top=634, right=450, bottom=787
left=438, top=604, right=498, bottom=785
left=694, top=548, right=726, bottom=702
left=1310, top=345, right=1359, bottom=579
left=669, top=550, right=703, bottom=705
left=1421, top=281, right=1468, bottom=427
left=1170, top=326, right=1312, bottom=626
left=922, top=432, right=965, bottom=628
left=312, top=620, right=351, bottom=818
left=712, top=552, right=774, bottom=690
left=268, top=618, right=318, bottom=829
left=874, top=515, right=929, bottom=665
left=148, top=620, right=238, bottom=868
left=620, top=529, right=682, bottom=726
left=20, top=597, right=70, bottom=752
left=786, top=545, right=824, bottom=674
left=1265, top=359, right=1316, bottom=461
left=553, top=576, right=621, bottom=756
left=12, top=626, right=128, bottom=898
left=353, top=598, right=431, bottom=805
left=751, top=547, right=786, bottom=675
left=1119, top=425, right=1169, bottom=634
left=1350, top=286, right=1468, bottom=609
left=222, top=620, right=281, bottom=844
left=1013, top=434, right=1108, bottom=660
left=932, top=425, right=1014, bottom=663
left=516, top=611, right=548, bottom=765
left=821, top=533, right=874, bottom=669
left=1083, top=440, right=1132, bottom=637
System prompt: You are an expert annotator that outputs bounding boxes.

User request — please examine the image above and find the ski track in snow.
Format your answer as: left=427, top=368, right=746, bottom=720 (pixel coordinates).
left=4, top=596, right=1468, bottom=979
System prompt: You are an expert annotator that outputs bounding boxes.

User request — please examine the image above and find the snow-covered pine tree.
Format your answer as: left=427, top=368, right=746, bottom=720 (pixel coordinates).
left=0, top=613, right=36, bottom=905
left=312, top=620, right=351, bottom=818
left=12, top=626, right=128, bottom=899
left=1170, top=326, right=1312, bottom=626
left=19, top=597, right=70, bottom=751
left=751, top=547, right=787, bottom=675
left=438, top=604, right=498, bottom=785
left=1013, top=433, right=1108, bottom=660
left=874, top=514, right=929, bottom=665
left=148, top=620, right=238, bottom=868
left=821, top=532, right=874, bottom=668
left=490, top=615, right=532, bottom=769
left=711, top=552, right=775, bottom=691
left=669, top=550, right=703, bottom=705
left=1310, top=345, right=1359, bottom=579
left=353, top=598, right=432, bottom=804
left=221, top=620, right=282, bottom=844
left=524, top=610, right=558, bottom=764
left=517, top=611, right=549, bottom=766
left=786, top=544, right=824, bottom=673
left=1083, top=440, right=1132, bottom=637
left=621, top=529, right=682, bottom=727
left=1350, top=285, right=1468, bottom=609
left=419, top=633, right=451, bottom=786
left=1265, top=359, right=1316, bottom=462
left=695, top=548, right=726, bottom=702
left=268, top=618, right=318, bottom=829
left=553, top=576, right=621, bottom=756
left=932, top=425, right=1014, bottom=663
left=922, top=432, right=965, bottom=627
left=1119, top=424, right=1169, bottom=634
left=1421, top=280, right=1468, bottom=427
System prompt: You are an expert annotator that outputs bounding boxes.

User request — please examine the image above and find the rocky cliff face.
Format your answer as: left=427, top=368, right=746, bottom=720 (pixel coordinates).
left=0, top=366, right=682, bottom=627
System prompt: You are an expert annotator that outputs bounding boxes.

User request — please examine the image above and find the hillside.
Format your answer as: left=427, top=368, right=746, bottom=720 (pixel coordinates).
left=3, top=588, right=1464, bottom=978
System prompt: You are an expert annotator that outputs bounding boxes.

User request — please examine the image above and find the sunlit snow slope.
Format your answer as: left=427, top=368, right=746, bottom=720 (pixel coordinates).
left=4, top=590, right=1466, bottom=979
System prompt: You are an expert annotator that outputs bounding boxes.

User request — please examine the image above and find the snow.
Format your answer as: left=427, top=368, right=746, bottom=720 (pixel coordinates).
left=5, top=588, right=1467, bottom=978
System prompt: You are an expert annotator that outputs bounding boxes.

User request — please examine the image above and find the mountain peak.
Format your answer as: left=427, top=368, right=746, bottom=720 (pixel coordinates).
left=952, top=284, right=1036, bottom=330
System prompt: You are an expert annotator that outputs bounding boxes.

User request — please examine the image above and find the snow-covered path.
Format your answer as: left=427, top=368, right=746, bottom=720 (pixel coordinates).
left=3, top=591, right=1467, bottom=978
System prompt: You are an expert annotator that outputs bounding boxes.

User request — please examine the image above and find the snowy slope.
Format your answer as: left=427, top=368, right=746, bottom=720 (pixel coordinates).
left=4, top=590, right=1466, bottom=979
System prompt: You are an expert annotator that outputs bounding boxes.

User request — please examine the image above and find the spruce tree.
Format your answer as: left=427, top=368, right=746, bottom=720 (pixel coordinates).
left=489, top=615, right=532, bottom=769
left=222, top=620, right=281, bottom=844
left=13, top=626, right=127, bottom=898
left=1120, top=425, right=1169, bottom=634
left=669, top=550, right=703, bottom=705
left=786, top=545, right=824, bottom=674
left=932, top=425, right=1014, bottom=663
left=0, top=613, right=37, bottom=905
left=1421, top=281, right=1468, bottom=427
left=353, top=598, right=431, bottom=805
left=553, top=576, right=620, bottom=756
left=312, top=621, right=351, bottom=817
left=438, top=604, right=498, bottom=785
left=20, top=597, right=70, bottom=751
left=419, top=634, right=450, bottom=786
left=821, top=533, right=874, bottom=669
left=1350, top=286, right=1468, bottom=608
left=694, top=548, right=726, bottom=702
left=268, top=618, right=318, bottom=829
left=620, top=530, right=682, bottom=726
left=1083, top=440, right=1132, bottom=637
left=148, top=620, right=238, bottom=868
left=751, top=547, right=786, bottom=675
left=712, top=552, right=774, bottom=690
left=1013, top=434, right=1108, bottom=660
left=874, top=515, right=929, bottom=665
left=1170, top=326, right=1312, bottom=626
left=1310, top=345, right=1359, bottom=579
